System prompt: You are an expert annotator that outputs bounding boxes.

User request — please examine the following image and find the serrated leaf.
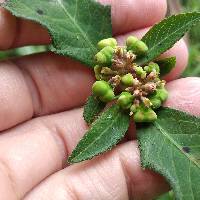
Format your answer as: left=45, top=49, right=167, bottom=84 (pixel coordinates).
left=83, top=95, right=105, bottom=125
left=136, top=12, right=200, bottom=65
left=2, top=0, right=112, bottom=67
left=68, top=105, right=130, bottom=163
left=156, top=57, right=176, bottom=77
left=137, top=108, right=200, bottom=200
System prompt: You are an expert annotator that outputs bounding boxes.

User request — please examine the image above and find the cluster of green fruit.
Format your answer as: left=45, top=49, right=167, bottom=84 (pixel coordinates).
left=92, top=37, right=168, bottom=122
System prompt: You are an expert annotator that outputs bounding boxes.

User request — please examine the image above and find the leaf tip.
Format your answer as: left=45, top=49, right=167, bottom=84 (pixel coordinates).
left=67, top=155, right=75, bottom=165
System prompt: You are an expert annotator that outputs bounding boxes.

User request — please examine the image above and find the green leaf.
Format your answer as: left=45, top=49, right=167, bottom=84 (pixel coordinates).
left=137, top=108, right=200, bottom=200
left=69, top=105, right=130, bottom=163
left=136, top=12, right=200, bottom=65
left=83, top=95, right=106, bottom=125
left=156, top=57, right=176, bottom=77
left=2, top=0, right=112, bottom=67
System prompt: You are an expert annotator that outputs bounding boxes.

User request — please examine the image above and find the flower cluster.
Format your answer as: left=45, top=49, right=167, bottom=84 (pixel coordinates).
left=92, top=36, right=168, bottom=122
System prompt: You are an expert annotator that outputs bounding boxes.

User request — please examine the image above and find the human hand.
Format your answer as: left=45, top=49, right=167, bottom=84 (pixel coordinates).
left=0, top=0, right=199, bottom=199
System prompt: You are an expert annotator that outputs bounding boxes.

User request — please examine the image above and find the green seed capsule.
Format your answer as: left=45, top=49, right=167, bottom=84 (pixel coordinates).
left=98, top=38, right=117, bottom=50
left=134, top=110, right=145, bottom=122
left=126, top=36, right=139, bottom=51
left=135, top=66, right=147, bottom=79
left=144, top=62, right=160, bottom=74
left=150, top=97, right=162, bottom=109
left=95, top=46, right=114, bottom=66
left=99, top=89, right=115, bottom=103
left=117, top=92, right=134, bottom=109
left=145, top=109, right=158, bottom=122
left=149, top=87, right=168, bottom=108
left=157, top=88, right=168, bottom=102
left=94, top=65, right=102, bottom=80
left=135, top=66, right=144, bottom=75
left=92, top=81, right=110, bottom=97
left=134, top=107, right=157, bottom=122
left=135, top=41, right=148, bottom=55
left=121, top=73, right=134, bottom=86
left=129, top=40, right=148, bottom=56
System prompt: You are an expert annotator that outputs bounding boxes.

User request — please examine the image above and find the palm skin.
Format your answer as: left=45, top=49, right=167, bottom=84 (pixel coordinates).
left=0, top=0, right=199, bottom=200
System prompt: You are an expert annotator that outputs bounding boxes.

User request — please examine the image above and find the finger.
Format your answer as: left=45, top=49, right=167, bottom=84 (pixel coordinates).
left=0, top=7, right=51, bottom=50
left=117, top=27, right=189, bottom=81
left=165, top=77, right=200, bottom=116
left=0, top=78, right=199, bottom=199
left=160, top=41, right=189, bottom=81
left=0, top=0, right=167, bottom=49
left=99, top=0, right=167, bottom=35
left=0, top=108, right=88, bottom=199
left=24, top=142, right=169, bottom=200
left=0, top=54, right=94, bottom=131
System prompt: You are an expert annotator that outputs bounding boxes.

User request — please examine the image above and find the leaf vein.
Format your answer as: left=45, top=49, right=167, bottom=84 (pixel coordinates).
left=56, top=0, right=97, bottom=54
left=71, top=108, right=122, bottom=161
left=154, top=122, right=200, bottom=169
left=189, top=161, right=195, bottom=200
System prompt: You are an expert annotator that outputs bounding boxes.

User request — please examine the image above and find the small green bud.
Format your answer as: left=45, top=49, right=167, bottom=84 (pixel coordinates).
left=133, top=110, right=145, bottom=122
left=121, top=73, right=134, bottom=86
left=150, top=97, right=162, bottom=109
left=135, top=66, right=147, bottom=79
left=98, top=38, right=117, bottom=50
left=129, top=40, right=148, bottom=55
left=149, top=87, right=168, bottom=108
left=141, top=72, right=147, bottom=79
left=157, top=88, right=168, bottom=102
left=134, top=107, right=157, bottom=122
left=144, top=66, right=150, bottom=73
left=126, top=36, right=139, bottom=50
left=99, top=89, right=115, bottom=102
left=144, top=62, right=160, bottom=74
left=145, top=109, right=157, bottom=122
left=135, top=66, right=144, bottom=75
left=135, top=41, right=148, bottom=55
left=95, top=46, right=114, bottom=66
left=92, top=81, right=110, bottom=97
left=117, top=92, right=134, bottom=109
left=94, top=65, right=102, bottom=80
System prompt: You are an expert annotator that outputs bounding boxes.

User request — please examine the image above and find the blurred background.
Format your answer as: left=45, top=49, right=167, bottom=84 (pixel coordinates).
left=168, top=0, right=200, bottom=77
left=0, top=0, right=200, bottom=78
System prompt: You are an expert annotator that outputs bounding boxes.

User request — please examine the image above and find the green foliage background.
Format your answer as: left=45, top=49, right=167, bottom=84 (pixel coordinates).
left=181, top=0, right=200, bottom=77
left=0, top=46, right=48, bottom=60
